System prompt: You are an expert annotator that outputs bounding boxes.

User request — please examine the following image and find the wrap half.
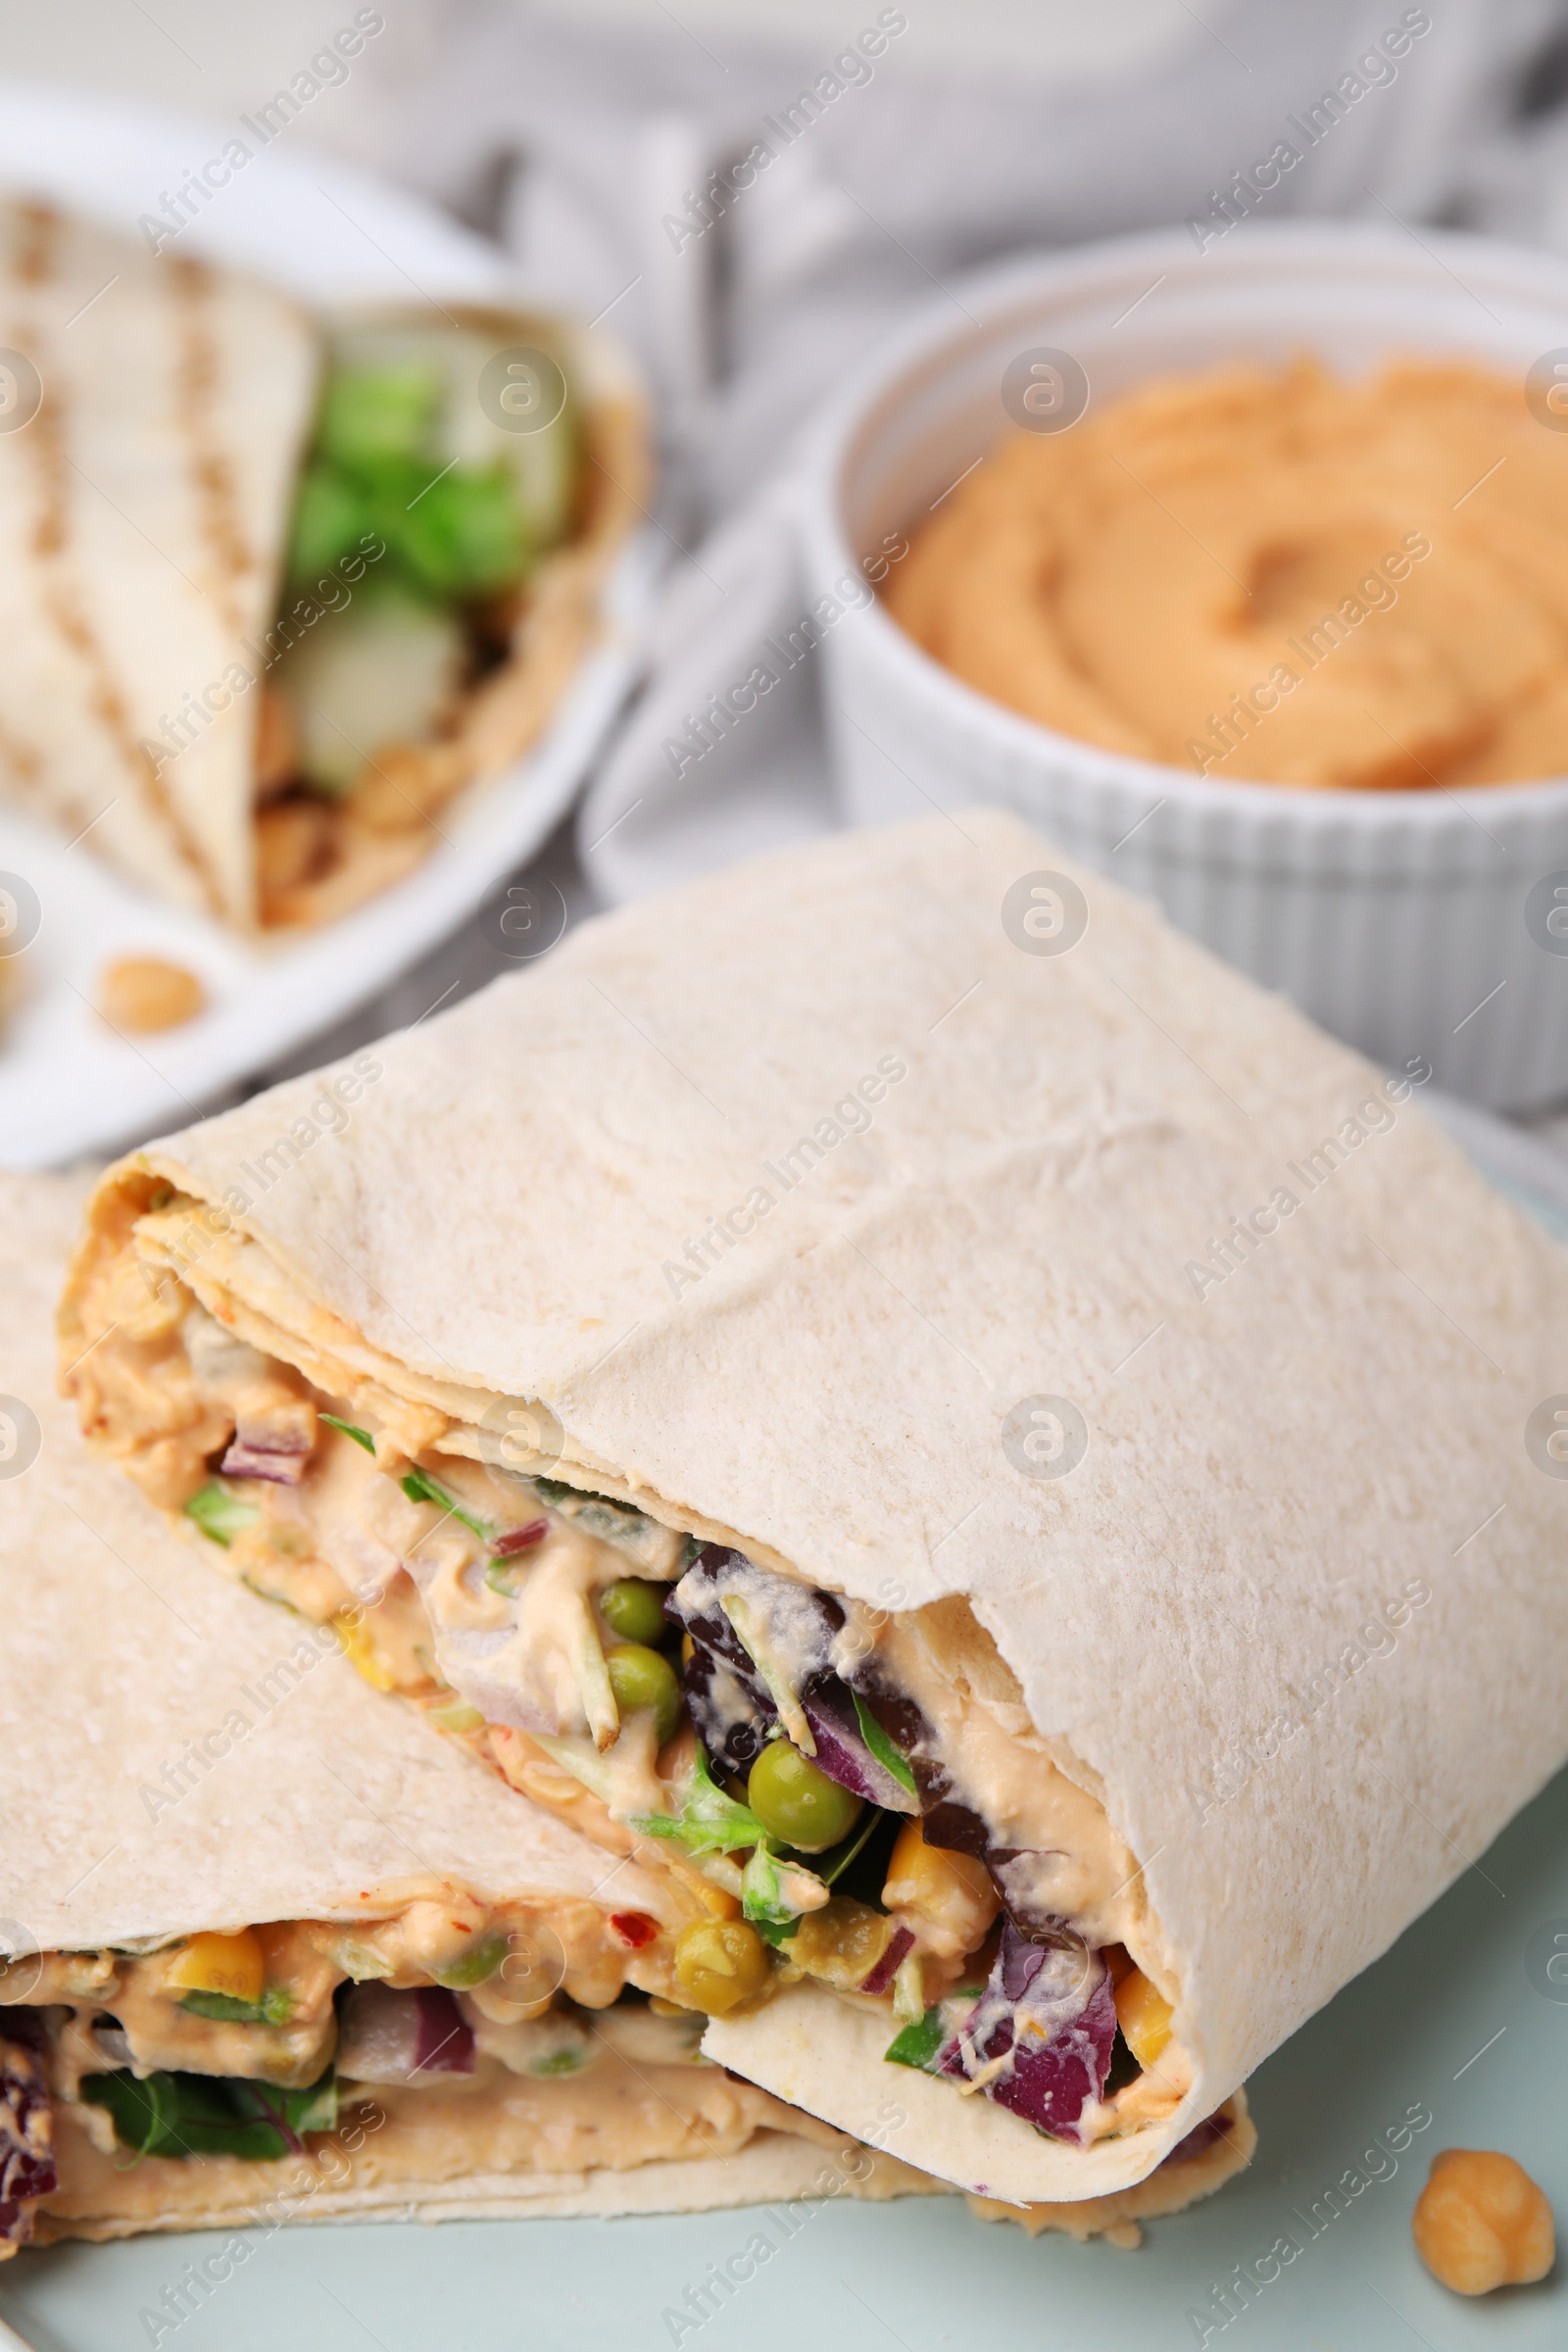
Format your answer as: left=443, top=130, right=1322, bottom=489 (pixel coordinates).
left=0, top=197, right=643, bottom=930
left=7, top=1170, right=1249, bottom=2255
left=61, top=808, right=1552, bottom=2204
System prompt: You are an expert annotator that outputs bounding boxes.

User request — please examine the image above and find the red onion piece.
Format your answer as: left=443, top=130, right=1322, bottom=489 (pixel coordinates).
left=221, top=1433, right=311, bottom=1485
left=858, top=1925, right=914, bottom=1998
left=938, top=1922, right=1115, bottom=2144
left=335, top=1983, right=474, bottom=2083
left=491, top=1519, right=549, bottom=1557
left=801, top=1684, right=919, bottom=1816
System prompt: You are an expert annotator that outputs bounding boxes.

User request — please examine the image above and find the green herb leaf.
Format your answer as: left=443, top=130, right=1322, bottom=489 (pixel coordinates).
left=82, top=2066, right=334, bottom=2162
left=883, top=2006, right=949, bottom=2075
left=531, top=1476, right=585, bottom=1507
left=399, top=1465, right=492, bottom=1542
left=184, top=1481, right=261, bottom=1549
left=853, top=1690, right=918, bottom=1796
left=319, top=1412, right=375, bottom=1454
left=628, top=1746, right=766, bottom=1857
left=740, top=1841, right=792, bottom=1927
left=178, top=1985, right=295, bottom=2028
left=532, top=1478, right=640, bottom=1528
left=741, top=1839, right=831, bottom=1928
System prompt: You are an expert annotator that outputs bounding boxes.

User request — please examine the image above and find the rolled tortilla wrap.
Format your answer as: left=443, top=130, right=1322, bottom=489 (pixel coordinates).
left=62, top=809, right=1560, bottom=2203
left=8, top=1168, right=1247, bottom=2252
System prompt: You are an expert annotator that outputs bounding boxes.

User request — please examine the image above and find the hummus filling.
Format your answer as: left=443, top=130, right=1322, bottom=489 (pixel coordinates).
left=2, top=1954, right=1250, bottom=2252
left=885, top=358, right=1568, bottom=791
left=62, top=1186, right=1200, bottom=2164
left=1, top=1922, right=834, bottom=2251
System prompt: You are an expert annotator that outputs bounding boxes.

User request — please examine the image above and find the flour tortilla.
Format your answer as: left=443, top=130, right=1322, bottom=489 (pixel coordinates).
left=7, top=1170, right=1241, bottom=2248
left=5, top=1171, right=677, bottom=1952
left=0, top=1170, right=911, bottom=2239
left=64, top=809, right=1568, bottom=2202
left=0, top=198, right=316, bottom=924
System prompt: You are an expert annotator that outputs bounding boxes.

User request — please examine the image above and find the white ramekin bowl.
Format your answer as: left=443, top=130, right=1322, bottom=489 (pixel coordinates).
left=800, top=225, right=1568, bottom=1111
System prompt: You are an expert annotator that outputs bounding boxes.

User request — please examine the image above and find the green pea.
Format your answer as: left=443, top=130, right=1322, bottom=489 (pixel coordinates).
left=747, top=1740, right=863, bottom=1854
left=431, top=1933, right=509, bottom=1989
left=607, top=1642, right=682, bottom=1745
left=598, top=1578, right=670, bottom=1646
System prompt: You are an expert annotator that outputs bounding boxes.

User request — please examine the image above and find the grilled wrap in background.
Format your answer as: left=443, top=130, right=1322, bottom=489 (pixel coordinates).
left=0, top=197, right=644, bottom=930
left=62, top=808, right=1556, bottom=2205
left=6, top=1169, right=1250, bottom=2253
left=0, top=198, right=315, bottom=923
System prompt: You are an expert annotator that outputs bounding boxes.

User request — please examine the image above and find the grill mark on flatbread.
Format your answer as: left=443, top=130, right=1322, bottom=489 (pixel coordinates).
left=0, top=710, right=76, bottom=830
left=171, top=255, right=255, bottom=639
left=11, top=205, right=230, bottom=920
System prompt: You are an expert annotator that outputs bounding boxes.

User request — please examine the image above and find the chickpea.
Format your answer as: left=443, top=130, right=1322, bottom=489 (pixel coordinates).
left=784, top=1896, right=893, bottom=1991
left=1412, top=2148, right=1554, bottom=2295
left=672, top=1919, right=770, bottom=2015
left=257, top=799, right=333, bottom=896
left=882, top=1818, right=999, bottom=1959
left=96, top=956, right=205, bottom=1034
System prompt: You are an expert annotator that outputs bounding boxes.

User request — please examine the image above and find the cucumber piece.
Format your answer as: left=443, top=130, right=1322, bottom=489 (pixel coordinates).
left=272, top=585, right=466, bottom=796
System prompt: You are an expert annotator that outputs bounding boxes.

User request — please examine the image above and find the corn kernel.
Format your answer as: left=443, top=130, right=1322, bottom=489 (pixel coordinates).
left=333, top=1609, right=396, bottom=1691
left=1113, top=1965, right=1174, bottom=2069
left=164, top=1928, right=266, bottom=2004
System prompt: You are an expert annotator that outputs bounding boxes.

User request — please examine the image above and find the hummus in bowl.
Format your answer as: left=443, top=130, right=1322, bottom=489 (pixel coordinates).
left=888, top=358, right=1568, bottom=793
left=800, top=224, right=1568, bottom=1108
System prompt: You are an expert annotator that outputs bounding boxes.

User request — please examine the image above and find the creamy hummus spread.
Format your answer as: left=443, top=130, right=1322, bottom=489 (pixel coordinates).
left=886, top=359, right=1568, bottom=788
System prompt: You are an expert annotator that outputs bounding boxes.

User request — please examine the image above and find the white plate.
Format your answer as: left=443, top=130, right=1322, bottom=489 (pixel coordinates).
left=0, top=80, right=657, bottom=1168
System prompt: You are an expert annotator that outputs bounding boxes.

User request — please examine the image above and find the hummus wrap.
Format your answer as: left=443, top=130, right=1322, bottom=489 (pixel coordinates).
left=61, top=808, right=1553, bottom=2204
left=8, top=1170, right=1246, bottom=2255
left=0, top=1172, right=918, bottom=2250
left=0, top=198, right=642, bottom=930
